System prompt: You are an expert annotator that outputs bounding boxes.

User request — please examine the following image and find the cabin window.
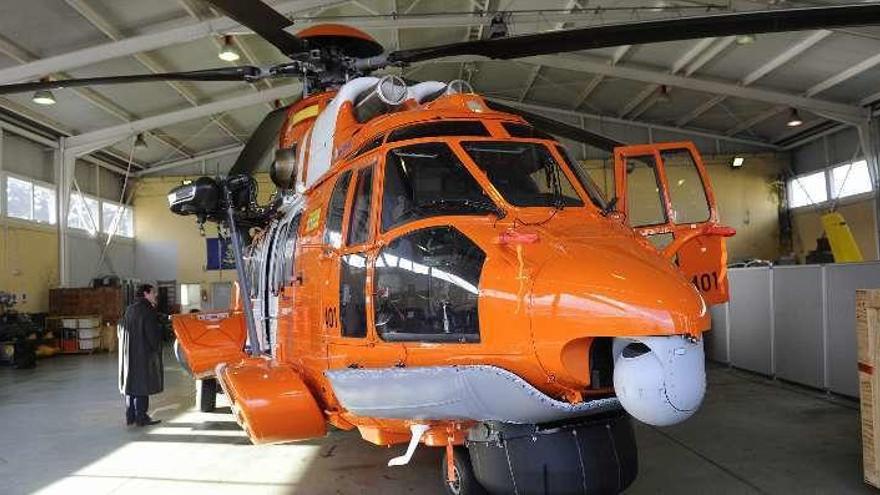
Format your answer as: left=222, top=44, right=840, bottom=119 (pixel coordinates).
left=502, top=122, right=553, bottom=140
left=660, top=149, right=710, bottom=224
left=461, top=141, right=584, bottom=207
left=340, top=252, right=368, bottom=338
left=386, top=120, right=489, bottom=144
left=382, top=142, right=498, bottom=231
left=624, top=155, right=667, bottom=228
left=323, top=170, right=352, bottom=249
left=346, top=166, right=374, bottom=246
left=374, top=226, right=484, bottom=343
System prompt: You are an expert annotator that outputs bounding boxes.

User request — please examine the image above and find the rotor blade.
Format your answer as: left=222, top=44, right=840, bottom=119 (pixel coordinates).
left=202, top=0, right=305, bottom=56
left=486, top=99, right=623, bottom=152
left=388, top=4, right=880, bottom=64
left=0, top=67, right=262, bottom=95
left=229, top=102, right=295, bottom=176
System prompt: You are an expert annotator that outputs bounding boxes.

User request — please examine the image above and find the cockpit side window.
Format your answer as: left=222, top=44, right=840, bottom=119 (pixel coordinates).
left=323, top=170, right=352, bottom=249
left=555, top=145, right=608, bottom=210
left=374, top=226, right=483, bottom=343
left=346, top=165, right=374, bottom=246
left=382, top=142, right=499, bottom=232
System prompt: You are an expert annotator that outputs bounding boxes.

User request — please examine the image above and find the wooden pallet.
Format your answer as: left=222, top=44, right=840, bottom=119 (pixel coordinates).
left=857, top=289, right=880, bottom=488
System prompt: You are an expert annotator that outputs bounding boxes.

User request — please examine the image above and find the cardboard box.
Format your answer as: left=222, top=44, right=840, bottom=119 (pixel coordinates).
left=857, top=289, right=880, bottom=488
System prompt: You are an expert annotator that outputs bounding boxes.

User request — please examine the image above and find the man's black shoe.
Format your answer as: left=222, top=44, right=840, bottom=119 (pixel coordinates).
left=136, top=417, right=161, bottom=427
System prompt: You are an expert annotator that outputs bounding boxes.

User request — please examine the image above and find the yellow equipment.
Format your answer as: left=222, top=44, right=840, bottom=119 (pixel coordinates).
left=821, top=211, right=864, bottom=263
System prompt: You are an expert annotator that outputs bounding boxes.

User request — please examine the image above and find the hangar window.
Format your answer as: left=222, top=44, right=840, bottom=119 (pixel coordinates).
left=324, top=170, right=352, bottom=248
left=831, top=160, right=872, bottom=199
left=5, top=174, right=56, bottom=225
left=387, top=121, right=489, bottom=143
left=68, top=193, right=100, bottom=234
left=382, top=142, right=498, bottom=231
left=101, top=202, right=134, bottom=238
left=789, top=171, right=828, bottom=208
left=374, top=226, right=483, bottom=343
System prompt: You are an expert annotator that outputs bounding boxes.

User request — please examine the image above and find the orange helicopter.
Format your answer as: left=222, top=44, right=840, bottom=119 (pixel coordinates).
left=5, top=2, right=880, bottom=493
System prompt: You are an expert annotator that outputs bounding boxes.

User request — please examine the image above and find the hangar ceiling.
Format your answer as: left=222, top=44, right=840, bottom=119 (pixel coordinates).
left=0, top=0, right=878, bottom=174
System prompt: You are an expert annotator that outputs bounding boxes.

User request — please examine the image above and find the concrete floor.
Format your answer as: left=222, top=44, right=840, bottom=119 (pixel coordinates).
left=0, top=351, right=871, bottom=495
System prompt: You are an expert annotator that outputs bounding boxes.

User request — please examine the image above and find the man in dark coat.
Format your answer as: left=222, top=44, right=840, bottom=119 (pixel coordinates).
left=118, top=284, right=164, bottom=426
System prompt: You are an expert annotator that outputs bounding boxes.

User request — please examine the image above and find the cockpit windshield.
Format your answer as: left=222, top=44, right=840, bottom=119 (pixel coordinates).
left=381, top=142, right=501, bottom=232
left=461, top=141, right=584, bottom=208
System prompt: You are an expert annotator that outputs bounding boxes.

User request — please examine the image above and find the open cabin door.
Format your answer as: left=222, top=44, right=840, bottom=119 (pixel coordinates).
left=613, top=142, right=734, bottom=305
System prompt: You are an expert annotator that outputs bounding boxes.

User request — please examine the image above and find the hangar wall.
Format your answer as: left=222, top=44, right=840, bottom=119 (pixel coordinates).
left=133, top=175, right=275, bottom=302
left=789, top=126, right=879, bottom=261
left=0, top=130, right=134, bottom=312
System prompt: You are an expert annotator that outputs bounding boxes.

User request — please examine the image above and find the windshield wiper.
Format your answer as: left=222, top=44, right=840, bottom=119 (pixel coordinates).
left=416, top=198, right=506, bottom=219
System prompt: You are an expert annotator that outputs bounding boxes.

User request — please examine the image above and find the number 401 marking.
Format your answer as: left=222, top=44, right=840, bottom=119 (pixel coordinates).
left=692, top=272, right=719, bottom=292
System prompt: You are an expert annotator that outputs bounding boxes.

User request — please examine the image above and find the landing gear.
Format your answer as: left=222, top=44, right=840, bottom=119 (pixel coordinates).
left=441, top=447, right=486, bottom=495
left=196, top=378, right=218, bottom=412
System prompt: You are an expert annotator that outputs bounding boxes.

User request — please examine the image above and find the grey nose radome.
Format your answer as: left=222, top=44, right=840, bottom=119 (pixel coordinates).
left=612, top=335, right=706, bottom=427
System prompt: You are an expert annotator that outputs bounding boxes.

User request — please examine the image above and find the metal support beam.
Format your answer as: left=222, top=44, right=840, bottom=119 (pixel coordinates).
left=137, top=145, right=244, bottom=176
left=619, top=85, right=657, bottom=118
left=0, top=32, right=192, bottom=158
left=57, top=141, right=76, bottom=287
left=515, top=53, right=867, bottom=122
left=515, top=0, right=580, bottom=103
left=806, top=52, right=880, bottom=97
left=625, top=37, right=717, bottom=120
left=743, top=30, right=831, bottom=86
left=66, top=83, right=302, bottom=154
left=66, top=0, right=245, bottom=143
left=570, top=45, right=630, bottom=110
left=724, top=105, right=787, bottom=136
left=493, top=98, right=781, bottom=150
left=682, top=36, right=736, bottom=76
left=678, top=30, right=831, bottom=127
left=0, top=0, right=341, bottom=85
left=856, top=121, right=880, bottom=258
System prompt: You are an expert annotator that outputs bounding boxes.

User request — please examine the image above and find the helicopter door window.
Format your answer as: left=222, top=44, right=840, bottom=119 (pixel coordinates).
left=374, top=226, right=484, bottom=343
left=340, top=252, right=368, bottom=338
left=462, top=141, right=583, bottom=207
left=660, top=149, right=710, bottom=224
left=346, top=165, right=374, bottom=246
left=382, top=142, right=498, bottom=231
left=624, top=155, right=667, bottom=227
left=324, top=170, right=353, bottom=249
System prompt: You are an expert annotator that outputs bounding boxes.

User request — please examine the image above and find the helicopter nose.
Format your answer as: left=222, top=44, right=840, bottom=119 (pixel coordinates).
left=530, top=235, right=708, bottom=337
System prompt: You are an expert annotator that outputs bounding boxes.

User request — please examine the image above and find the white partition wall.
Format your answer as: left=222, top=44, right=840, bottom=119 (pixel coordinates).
left=709, top=261, right=880, bottom=398
left=728, top=267, right=774, bottom=375
left=772, top=266, right=825, bottom=389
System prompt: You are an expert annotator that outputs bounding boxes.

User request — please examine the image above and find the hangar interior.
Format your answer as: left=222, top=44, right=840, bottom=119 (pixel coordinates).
left=1, top=0, right=879, bottom=494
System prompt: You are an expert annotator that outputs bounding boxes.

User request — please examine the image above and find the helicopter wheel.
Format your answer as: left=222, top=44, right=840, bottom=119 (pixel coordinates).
left=441, top=447, right=486, bottom=495
left=196, top=378, right=218, bottom=412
